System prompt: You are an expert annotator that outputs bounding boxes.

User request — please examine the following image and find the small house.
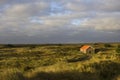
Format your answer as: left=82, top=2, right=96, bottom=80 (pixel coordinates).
left=80, top=45, right=95, bottom=54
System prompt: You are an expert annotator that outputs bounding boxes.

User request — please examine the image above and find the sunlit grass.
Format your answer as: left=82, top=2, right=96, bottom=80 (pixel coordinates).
left=0, top=43, right=120, bottom=80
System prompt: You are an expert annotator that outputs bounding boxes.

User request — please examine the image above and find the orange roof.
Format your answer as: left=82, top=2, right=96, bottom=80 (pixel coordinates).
left=80, top=45, right=91, bottom=50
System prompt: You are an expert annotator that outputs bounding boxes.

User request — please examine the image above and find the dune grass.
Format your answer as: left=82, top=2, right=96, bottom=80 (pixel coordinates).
left=0, top=68, right=25, bottom=80
left=0, top=43, right=120, bottom=80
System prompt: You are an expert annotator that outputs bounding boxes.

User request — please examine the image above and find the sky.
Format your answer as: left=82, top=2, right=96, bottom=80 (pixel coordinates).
left=0, top=0, right=120, bottom=44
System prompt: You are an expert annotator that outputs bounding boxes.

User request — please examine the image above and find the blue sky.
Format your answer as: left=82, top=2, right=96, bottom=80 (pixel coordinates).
left=0, top=0, right=120, bottom=43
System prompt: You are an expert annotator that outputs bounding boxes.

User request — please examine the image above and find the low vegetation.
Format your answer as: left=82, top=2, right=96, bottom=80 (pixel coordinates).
left=116, top=45, right=120, bottom=54
left=0, top=43, right=120, bottom=80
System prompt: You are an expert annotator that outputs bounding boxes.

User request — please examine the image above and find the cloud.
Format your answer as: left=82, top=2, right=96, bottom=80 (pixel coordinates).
left=80, top=12, right=120, bottom=31
left=64, top=0, right=120, bottom=12
left=99, top=0, right=120, bottom=12
left=0, top=0, right=120, bottom=43
left=3, top=2, right=49, bottom=17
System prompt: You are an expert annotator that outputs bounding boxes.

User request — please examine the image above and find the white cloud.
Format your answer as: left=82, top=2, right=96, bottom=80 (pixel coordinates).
left=0, top=0, right=120, bottom=43
left=80, top=13, right=120, bottom=31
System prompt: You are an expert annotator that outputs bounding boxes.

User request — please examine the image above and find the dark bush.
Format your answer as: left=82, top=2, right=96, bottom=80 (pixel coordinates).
left=92, top=61, right=120, bottom=80
left=24, top=66, right=34, bottom=71
left=117, top=45, right=120, bottom=48
left=29, top=46, right=36, bottom=49
left=104, top=44, right=111, bottom=47
left=67, top=55, right=91, bottom=63
left=5, top=44, right=15, bottom=48
left=116, top=48, right=120, bottom=53
left=116, top=45, right=120, bottom=53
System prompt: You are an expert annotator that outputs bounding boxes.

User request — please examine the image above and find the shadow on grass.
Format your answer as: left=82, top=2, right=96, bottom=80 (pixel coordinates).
left=67, top=55, right=91, bottom=63
left=28, top=71, right=97, bottom=80
left=28, top=61, right=120, bottom=80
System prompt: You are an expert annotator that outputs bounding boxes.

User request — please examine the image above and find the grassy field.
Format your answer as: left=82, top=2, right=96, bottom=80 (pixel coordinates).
left=0, top=43, right=120, bottom=80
